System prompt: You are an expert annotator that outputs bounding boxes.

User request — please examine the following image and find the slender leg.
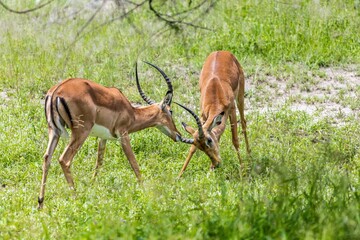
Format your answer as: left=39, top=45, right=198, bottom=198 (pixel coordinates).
left=119, top=133, right=142, bottom=181
left=229, top=105, right=242, bottom=166
left=92, top=139, right=107, bottom=179
left=237, top=85, right=251, bottom=155
left=38, top=129, right=60, bottom=209
left=178, top=145, right=197, bottom=178
left=58, top=131, right=90, bottom=189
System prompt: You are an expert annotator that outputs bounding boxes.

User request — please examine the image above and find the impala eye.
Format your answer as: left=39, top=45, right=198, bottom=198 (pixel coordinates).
left=169, top=110, right=173, bottom=115
left=206, top=138, right=213, bottom=147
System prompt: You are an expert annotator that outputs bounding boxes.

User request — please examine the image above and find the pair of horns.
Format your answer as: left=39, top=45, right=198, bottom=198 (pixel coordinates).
left=135, top=61, right=173, bottom=105
left=135, top=62, right=201, bottom=144
left=174, top=102, right=205, bottom=144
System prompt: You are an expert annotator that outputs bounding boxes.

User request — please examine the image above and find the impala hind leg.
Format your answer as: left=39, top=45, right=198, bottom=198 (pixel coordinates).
left=178, top=145, right=197, bottom=178
left=92, top=139, right=107, bottom=180
left=58, top=131, right=90, bottom=190
left=237, top=89, right=251, bottom=155
left=229, top=105, right=242, bottom=166
left=38, top=129, right=60, bottom=209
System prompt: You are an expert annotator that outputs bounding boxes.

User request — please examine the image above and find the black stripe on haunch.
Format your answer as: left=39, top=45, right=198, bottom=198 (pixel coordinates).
left=56, top=97, right=72, bottom=128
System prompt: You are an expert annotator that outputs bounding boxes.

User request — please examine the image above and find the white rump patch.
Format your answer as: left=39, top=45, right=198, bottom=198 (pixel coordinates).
left=90, top=124, right=117, bottom=140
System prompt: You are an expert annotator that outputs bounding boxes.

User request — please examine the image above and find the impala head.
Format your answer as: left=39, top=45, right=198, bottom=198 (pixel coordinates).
left=175, top=102, right=225, bottom=168
left=135, top=61, right=181, bottom=142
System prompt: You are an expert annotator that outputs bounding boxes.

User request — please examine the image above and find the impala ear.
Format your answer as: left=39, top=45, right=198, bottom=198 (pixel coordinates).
left=181, top=122, right=196, bottom=135
left=209, top=112, right=225, bottom=131
left=161, top=91, right=173, bottom=109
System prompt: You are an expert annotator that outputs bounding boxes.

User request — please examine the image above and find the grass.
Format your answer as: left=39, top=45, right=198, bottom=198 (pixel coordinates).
left=1, top=0, right=360, bottom=239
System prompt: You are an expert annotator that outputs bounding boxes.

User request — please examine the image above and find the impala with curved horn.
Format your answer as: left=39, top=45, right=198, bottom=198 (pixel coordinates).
left=38, top=61, right=182, bottom=209
left=176, top=51, right=251, bottom=177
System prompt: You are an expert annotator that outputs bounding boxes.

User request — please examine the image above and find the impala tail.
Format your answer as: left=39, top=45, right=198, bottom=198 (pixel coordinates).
left=44, top=94, right=71, bottom=138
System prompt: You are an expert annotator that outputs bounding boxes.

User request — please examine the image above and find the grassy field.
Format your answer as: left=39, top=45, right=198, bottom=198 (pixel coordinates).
left=1, top=0, right=360, bottom=239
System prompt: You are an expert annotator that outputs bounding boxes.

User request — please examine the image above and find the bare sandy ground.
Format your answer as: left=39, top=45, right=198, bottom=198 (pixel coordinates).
left=245, top=66, right=359, bottom=125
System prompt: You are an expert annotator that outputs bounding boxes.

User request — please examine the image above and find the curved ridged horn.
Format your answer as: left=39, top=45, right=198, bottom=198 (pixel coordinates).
left=135, top=62, right=156, bottom=105
left=179, top=122, right=194, bottom=144
left=143, top=61, right=173, bottom=95
left=174, top=102, right=205, bottom=140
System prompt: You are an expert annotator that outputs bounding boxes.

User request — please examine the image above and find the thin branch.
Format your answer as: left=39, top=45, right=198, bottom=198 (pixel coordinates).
left=189, top=0, right=216, bottom=26
left=0, top=0, right=54, bottom=14
left=61, top=1, right=107, bottom=75
left=124, top=0, right=143, bottom=6
left=148, top=0, right=213, bottom=31
left=170, top=0, right=210, bottom=17
left=74, top=0, right=107, bottom=40
left=70, top=0, right=147, bottom=47
left=61, top=0, right=148, bottom=76
left=136, top=25, right=171, bottom=59
left=59, top=0, right=214, bottom=75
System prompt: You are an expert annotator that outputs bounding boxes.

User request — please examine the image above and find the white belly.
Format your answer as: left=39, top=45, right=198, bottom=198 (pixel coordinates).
left=90, top=124, right=117, bottom=140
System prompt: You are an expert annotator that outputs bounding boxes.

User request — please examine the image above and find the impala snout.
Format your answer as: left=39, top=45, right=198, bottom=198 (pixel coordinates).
left=169, top=132, right=182, bottom=142
left=184, top=129, right=222, bottom=169
left=170, top=129, right=183, bottom=142
left=156, top=104, right=182, bottom=142
left=210, top=161, right=222, bottom=170
left=156, top=125, right=182, bottom=142
left=201, top=137, right=221, bottom=169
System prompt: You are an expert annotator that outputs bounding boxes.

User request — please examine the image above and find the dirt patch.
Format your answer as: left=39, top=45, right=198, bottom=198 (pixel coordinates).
left=0, top=91, right=10, bottom=102
left=245, top=66, right=360, bottom=125
left=0, top=92, right=9, bottom=100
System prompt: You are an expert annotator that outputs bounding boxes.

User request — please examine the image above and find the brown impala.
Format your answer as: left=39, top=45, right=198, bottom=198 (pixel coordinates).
left=176, top=51, right=251, bottom=177
left=38, top=62, right=182, bottom=209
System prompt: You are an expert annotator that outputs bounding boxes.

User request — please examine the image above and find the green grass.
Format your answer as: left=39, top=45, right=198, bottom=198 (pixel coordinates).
left=1, top=0, right=360, bottom=239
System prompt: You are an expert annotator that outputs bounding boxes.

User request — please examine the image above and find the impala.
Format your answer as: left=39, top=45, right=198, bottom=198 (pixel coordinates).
left=176, top=51, right=251, bottom=177
left=38, top=62, right=182, bottom=209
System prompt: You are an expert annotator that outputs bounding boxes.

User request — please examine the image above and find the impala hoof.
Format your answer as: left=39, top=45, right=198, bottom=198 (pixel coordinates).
left=38, top=197, right=44, bottom=209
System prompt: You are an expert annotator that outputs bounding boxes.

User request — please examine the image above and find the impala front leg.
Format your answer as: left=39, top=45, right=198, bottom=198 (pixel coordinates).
left=92, top=139, right=107, bottom=180
left=120, top=133, right=142, bottom=182
left=178, top=144, right=197, bottom=178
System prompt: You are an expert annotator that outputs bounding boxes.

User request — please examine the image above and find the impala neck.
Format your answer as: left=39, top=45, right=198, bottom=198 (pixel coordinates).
left=129, top=104, right=162, bottom=133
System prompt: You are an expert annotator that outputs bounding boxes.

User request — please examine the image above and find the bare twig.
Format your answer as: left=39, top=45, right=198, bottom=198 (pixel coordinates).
left=170, top=0, right=211, bottom=17
left=74, top=0, right=107, bottom=40
left=148, top=0, right=213, bottom=31
left=0, top=0, right=54, bottom=14
left=61, top=0, right=148, bottom=76
left=40, top=0, right=214, bottom=76
left=136, top=25, right=171, bottom=59
left=188, top=0, right=216, bottom=26
left=68, top=0, right=147, bottom=49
